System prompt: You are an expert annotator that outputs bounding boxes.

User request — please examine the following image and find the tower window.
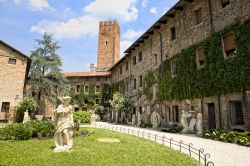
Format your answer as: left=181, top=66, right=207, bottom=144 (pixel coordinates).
left=222, top=32, right=236, bottom=58
left=171, top=27, right=176, bottom=40
left=105, top=40, right=108, bottom=46
left=195, top=8, right=202, bottom=25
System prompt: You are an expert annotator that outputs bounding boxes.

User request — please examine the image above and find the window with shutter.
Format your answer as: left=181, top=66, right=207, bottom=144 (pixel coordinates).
left=196, top=47, right=205, bottom=69
left=195, top=8, right=202, bottom=25
left=222, top=32, right=236, bottom=57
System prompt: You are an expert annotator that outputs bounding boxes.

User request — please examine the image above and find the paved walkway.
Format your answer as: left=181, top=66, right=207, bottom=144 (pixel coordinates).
left=85, top=122, right=250, bottom=166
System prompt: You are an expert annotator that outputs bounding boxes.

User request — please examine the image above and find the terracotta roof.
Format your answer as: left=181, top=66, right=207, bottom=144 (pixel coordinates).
left=64, top=71, right=111, bottom=77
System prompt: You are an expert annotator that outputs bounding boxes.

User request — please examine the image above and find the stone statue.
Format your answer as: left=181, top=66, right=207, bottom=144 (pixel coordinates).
left=196, top=113, right=203, bottom=136
left=132, top=114, right=136, bottom=126
left=151, top=111, right=160, bottom=128
left=180, top=110, right=189, bottom=133
left=53, top=96, right=74, bottom=152
left=23, top=110, right=30, bottom=123
left=137, top=112, right=142, bottom=126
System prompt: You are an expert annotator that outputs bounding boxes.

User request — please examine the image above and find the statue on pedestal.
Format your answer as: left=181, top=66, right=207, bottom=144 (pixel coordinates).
left=23, top=110, right=30, bottom=123
left=151, top=111, right=160, bottom=128
left=196, top=113, right=203, bottom=136
left=137, top=112, right=142, bottom=126
left=132, top=114, right=136, bottom=126
left=53, top=96, right=74, bottom=152
left=180, top=110, right=191, bottom=133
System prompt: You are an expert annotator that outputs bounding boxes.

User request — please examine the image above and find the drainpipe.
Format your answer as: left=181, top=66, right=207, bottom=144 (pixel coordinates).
left=208, top=0, right=214, bottom=33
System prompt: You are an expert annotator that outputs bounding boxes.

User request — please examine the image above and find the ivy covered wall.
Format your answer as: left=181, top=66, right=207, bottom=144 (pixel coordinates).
left=158, top=20, right=250, bottom=101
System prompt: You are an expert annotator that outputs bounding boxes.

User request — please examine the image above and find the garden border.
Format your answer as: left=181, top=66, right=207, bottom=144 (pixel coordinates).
left=93, top=124, right=214, bottom=166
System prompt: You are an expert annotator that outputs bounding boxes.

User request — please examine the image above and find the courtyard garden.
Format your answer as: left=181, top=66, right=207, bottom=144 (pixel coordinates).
left=0, top=128, right=199, bottom=166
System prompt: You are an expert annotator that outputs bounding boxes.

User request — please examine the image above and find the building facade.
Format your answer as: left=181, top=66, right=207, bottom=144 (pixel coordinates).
left=65, top=20, right=120, bottom=114
left=0, top=40, right=31, bottom=122
left=110, top=0, right=250, bottom=131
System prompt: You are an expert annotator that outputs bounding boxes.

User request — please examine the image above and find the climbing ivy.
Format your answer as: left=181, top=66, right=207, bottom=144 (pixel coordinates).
left=143, top=70, right=157, bottom=100
left=158, top=19, right=250, bottom=101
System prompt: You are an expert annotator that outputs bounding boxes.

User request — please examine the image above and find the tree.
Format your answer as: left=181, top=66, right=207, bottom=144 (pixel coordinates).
left=28, top=33, right=69, bottom=104
left=109, top=92, right=125, bottom=112
left=16, top=97, right=39, bottom=122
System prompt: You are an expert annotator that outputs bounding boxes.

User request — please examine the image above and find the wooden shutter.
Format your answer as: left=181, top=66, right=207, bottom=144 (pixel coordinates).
left=223, top=33, right=235, bottom=52
left=195, top=8, right=202, bottom=24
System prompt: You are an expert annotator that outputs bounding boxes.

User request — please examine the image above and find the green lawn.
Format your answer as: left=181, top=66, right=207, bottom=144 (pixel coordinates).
left=0, top=128, right=199, bottom=166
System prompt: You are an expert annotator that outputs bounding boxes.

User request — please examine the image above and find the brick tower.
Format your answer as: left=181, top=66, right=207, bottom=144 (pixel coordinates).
left=97, top=20, right=120, bottom=71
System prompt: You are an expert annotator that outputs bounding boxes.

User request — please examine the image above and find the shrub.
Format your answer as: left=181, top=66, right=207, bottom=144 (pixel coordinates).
left=0, top=123, right=32, bottom=140
left=168, top=124, right=183, bottom=133
left=139, top=122, right=152, bottom=128
left=0, top=120, right=55, bottom=140
left=73, top=130, right=91, bottom=138
left=26, top=120, right=55, bottom=138
left=73, top=111, right=91, bottom=124
left=16, top=97, right=39, bottom=122
left=203, top=129, right=250, bottom=146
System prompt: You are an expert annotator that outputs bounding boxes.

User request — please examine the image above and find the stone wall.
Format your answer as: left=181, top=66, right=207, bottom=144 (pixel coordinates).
left=0, top=42, right=29, bottom=121
left=110, top=0, right=250, bottom=130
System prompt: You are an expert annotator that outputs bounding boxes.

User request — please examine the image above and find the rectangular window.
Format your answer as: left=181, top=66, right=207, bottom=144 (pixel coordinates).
left=196, top=47, right=205, bottom=69
left=139, top=76, right=143, bottom=87
left=97, top=77, right=100, bottom=81
left=171, top=60, right=177, bottom=77
left=96, top=98, right=100, bottom=104
left=230, top=101, right=244, bottom=125
left=126, top=81, right=129, bottom=92
left=172, top=106, right=179, bottom=122
left=195, top=8, right=202, bottom=25
left=133, top=78, right=136, bottom=89
left=138, top=52, right=142, bottom=62
left=1, top=102, right=10, bottom=112
left=8, top=58, right=16, bottom=65
left=171, top=27, right=176, bottom=40
left=85, top=86, right=89, bottom=93
left=221, top=0, right=230, bottom=8
left=84, top=99, right=88, bottom=104
left=133, top=56, right=136, bottom=65
left=76, top=85, right=81, bottom=93
left=120, top=66, right=122, bottom=74
left=139, top=106, right=143, bottom=114
left=105, top=77, right=108, bottom=81
left=96, top=85, right=100, bottom=92
left=222, top=32, right=236, bottom=58
left=154, top=54, right=158, bottom=66
left=133, top=107, right=136, bottom=114
left=126, top=62, right=129, bottom=70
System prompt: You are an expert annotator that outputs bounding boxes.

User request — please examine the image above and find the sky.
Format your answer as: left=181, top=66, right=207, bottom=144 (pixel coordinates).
left=0, top=0, right=179, bottom=72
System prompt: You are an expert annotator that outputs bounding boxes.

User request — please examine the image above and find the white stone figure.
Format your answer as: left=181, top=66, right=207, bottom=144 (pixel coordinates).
left=137, top=112, right=142, bottom=126
left=180, top=110, right=189, bottom=133
left=132, top=114, right=136, bottom=126
left=53, top=96, right=74, bottom=152
left=188, top=118, right=197, bottom=131
left=150, top=111, right=160, bottom=128
left=23, top=110, right=30, bottom=123
left=196, top=113, right=203, bottom=136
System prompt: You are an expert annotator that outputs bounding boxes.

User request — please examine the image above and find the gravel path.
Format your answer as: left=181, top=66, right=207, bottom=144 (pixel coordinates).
left=85, top=122, right=250, bottom=166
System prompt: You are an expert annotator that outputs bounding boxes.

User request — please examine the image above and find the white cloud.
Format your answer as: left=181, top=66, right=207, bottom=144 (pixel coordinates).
left=120, top=29, right=143, bottom=54
left=142, top=0, right=148, bottom=7
left=30, top=15, right=99, bottom=39
left=149, top=7, right=157, bottom=14
left=83, top=0, right=138, bottom=22
left=122, top=29, right=143, bottom=41
left=13, top=0, right=53, bottom=11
